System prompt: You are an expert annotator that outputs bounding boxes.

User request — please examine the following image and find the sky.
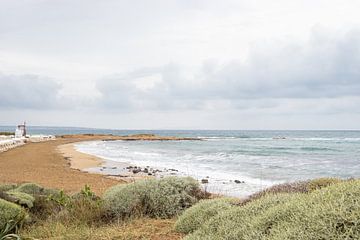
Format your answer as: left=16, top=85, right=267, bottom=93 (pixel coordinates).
left=1, top=0, right=360, bottom=130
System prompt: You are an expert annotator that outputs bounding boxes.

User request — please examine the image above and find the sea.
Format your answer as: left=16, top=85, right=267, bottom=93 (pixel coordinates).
left=1, top=126, right=360, bottom=197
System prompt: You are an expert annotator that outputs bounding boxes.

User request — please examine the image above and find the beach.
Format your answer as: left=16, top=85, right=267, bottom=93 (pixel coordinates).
left=0, top=135, right=126, bottom=195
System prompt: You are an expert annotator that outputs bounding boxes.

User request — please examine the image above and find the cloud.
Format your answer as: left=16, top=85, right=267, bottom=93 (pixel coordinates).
left=0, top=73, right=61, bottom=109
left=96, top=29, right=360, bottom=112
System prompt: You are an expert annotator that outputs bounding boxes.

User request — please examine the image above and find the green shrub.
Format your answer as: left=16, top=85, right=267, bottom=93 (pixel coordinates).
left=307, top=177, right=342, bottom=191
left=187, top=180, right=360, bottom=240
left=13, top=183, right=60, bottom=199
left=175, top=198, right=237, bottom=234
left=13, top=183, right=44, bottom=196
left=0, top=184, right=17, bottom=192
left=29, top=185, right=105, bottom=225
left=5, top=191, right=35, bottom=209
left=240, top=178, right=343, bottom=206
left=240, top=181, right=310, bottom=205
left=186, top=193, right=299, bottom=240
left=103, top=177, right=201, bottom=219
left=0, top=199, right=26, bottom=229
left=265, top=179, right=360, bottom=239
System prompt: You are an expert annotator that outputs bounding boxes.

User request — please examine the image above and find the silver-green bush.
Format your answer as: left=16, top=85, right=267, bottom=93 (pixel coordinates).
left=5, top=191, right=35, bottom=208
left=186, top=180, right=360, bottom=240
left=186, top=193, right=299, bottom=240
left=0, top=199, right=26, bottom=228
left=0, top=184, right=17, bottom=192
left=103, top=177, right=201, bottom=218
left=265, top=179, right=360, bottom=239
left=175, top=198, right=237, bottom=234
left=13, top=183, right=59, bottom=198
left=14, top=183, right=44, bottom=195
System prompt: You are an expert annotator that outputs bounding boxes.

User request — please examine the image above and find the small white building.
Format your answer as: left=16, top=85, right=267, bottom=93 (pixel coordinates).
left=15, top=122, right=26, bottom=138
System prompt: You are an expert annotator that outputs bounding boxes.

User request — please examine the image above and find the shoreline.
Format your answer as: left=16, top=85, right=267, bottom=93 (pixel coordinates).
left=58, top=141, right=149, bottom=182
left=57, top=142, right=104, bottom=170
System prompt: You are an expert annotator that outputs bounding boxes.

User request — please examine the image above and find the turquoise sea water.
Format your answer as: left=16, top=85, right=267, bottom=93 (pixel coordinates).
left=2, top=126, right=359, bottom=196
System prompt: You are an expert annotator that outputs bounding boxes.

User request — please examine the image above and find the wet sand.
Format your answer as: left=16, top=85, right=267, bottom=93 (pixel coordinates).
left=0, top=136, right=125, bottom=195
left=57, top=143, right=104, bottom=170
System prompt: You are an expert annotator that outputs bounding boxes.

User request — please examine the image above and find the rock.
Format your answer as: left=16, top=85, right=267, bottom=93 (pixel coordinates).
left=201, top=179, right=209, bottom=184
left=132, top=169, right=141, bottom=174
left=234, top=180, right=245, bottom=184
left=148, top=173, right=153, bottom=176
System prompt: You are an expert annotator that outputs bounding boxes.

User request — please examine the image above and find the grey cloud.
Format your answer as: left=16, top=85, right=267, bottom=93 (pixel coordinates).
left=96, top=29, right=360, bottom=111
left=0, top=73, right=61, bottom=109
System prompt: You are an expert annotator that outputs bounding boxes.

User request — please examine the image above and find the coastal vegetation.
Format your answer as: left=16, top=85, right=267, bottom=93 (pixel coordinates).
left=0, top=177, right=359, bottom=239
left=0, top=132, right=14, bottom=136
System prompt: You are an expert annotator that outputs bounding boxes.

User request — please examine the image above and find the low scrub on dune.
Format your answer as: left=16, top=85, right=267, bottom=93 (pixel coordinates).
left=0, top=199, right=27, bottom=229
left=175, top=197, right=237, bottom=234
left=241, top=177, right=343, bottom=205
left=306, top=177, right=343, bottom=191
left=5, top=191, right=35, bottom=208
left=0, top=184, right=17, bottom=192
left=185, top=193, right=298, bottom=240
left=103, top=177, right=202, bottom=219
left=13, top=183, right=59, bottom=197
left=185, top=179, right=360, bottom=240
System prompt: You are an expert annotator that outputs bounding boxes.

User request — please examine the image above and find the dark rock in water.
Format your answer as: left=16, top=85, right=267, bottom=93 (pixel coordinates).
left=110, top=167, right=117, bottom=169
left=206, top=176, right=209, bottom=178
left=143, top=168, right=149, bottom=173
left=148, top=173, right=153, bottom=176
left=201, top=179, right=209, bottom=184
left=132, top=169, right=141, bottom=174
left=168, top=168, right=178, bottom=172
left=234, top=180, right=245, bottom=184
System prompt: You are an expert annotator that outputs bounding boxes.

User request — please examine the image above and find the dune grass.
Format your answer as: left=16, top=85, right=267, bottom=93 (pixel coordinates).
left=20, top=218, right=183, bottom=240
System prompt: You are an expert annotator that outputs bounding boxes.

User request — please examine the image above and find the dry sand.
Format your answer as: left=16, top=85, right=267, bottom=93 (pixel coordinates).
left=0, top=136, right=125, bottom=195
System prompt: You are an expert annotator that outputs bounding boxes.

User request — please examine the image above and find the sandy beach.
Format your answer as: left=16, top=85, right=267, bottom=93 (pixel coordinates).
left=0, top=136, right=126, bottom=195
left=57, top=142, right=104, bottom=170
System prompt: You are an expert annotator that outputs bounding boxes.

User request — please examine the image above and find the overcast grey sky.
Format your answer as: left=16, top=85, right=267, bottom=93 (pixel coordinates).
left=1, top=0, right=360, bottom=129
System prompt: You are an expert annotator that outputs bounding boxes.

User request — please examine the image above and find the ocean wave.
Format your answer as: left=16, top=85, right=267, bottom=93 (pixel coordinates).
left=300, top=147, right=335, bottom=151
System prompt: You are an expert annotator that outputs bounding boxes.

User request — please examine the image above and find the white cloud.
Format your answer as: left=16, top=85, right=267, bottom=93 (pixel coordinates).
left=1, top=0, right=360, bottom=129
